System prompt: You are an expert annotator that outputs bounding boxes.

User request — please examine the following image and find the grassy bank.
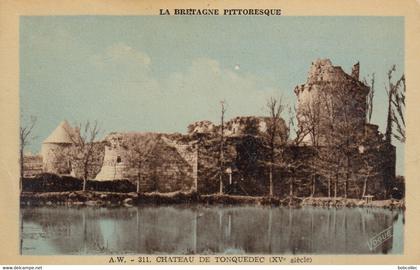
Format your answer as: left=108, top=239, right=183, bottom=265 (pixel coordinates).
left=20, top=191, right=405, bottom=209
left=301, top=196, right=405, bottom=209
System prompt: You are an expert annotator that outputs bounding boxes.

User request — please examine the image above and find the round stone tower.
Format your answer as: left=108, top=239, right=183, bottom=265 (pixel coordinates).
left=41, top=120, right=76, bottom=175
left=294, top=59, right=369, bottom=145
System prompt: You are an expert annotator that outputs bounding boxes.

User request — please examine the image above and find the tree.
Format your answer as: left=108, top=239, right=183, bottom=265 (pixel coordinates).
left=391, top=74, right=406, bottom=143
left=302, top=90, right=338, bottom=198
left=385, top=65, right=405, bottom=144
left=290, top=105, right=309, bottom=147
left=265, top=96, right=287, bottom=197
left=218, top=100, right=226, bottom=195
left=381, top=66, right=404, bottom=198
left=298, top=98, right=322, bottom=196
left=299, top=99, right=322, bottom=147
left=285, top=106, right=307, bottom=200
left=310, top=82, right=362, bottom=199
left=358, top=153, right=378, bottom=199
left=363, top=73, right=375, bottom=123
left=19, top=116, right=37, bottom=191
left=332, top=88, right=361, bottom=198
left=66, top=120, right=101, bottom=191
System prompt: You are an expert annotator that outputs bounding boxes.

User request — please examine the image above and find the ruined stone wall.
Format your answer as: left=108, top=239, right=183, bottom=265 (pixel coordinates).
left=37, top=127, right=393, bottom=198
left=224, top=116, right=282, bottom=137
left=23, top=154, right=43, bottom=178
left=94, top=133, right=196, bottom=192
left=188, top=120, right=217, bottom=134
left=196, top=135, right=270, bottom=196
left=195, top=137, right=316, bottom=198
left=188, top=116, right=288, bottom=139
left=146, top=139, right=195, bottom=192
left=280, top=144, right=394, bottom=200
left=194, top=131, right=393, bottom=199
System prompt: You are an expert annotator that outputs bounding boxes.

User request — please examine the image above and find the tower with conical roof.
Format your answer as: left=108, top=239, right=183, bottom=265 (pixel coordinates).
left=41, top=120, right=77, bottom=175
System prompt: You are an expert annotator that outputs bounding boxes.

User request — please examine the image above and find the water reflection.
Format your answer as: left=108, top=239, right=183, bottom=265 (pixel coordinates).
left=21, top=205, right=404, bottom=255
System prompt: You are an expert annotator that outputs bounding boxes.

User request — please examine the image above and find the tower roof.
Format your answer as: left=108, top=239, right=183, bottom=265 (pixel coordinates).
left=43, top=120, right=75, bottom=144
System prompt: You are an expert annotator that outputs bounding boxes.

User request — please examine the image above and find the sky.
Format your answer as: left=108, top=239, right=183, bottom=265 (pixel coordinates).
left=20, top=16, right=404, bottom=175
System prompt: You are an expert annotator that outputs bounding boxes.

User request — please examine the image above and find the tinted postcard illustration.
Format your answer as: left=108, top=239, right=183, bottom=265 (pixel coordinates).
left=19, top=16, right=405, bottom=255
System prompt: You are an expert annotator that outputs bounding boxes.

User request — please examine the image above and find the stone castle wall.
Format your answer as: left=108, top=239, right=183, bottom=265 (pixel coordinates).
left=23, top=154, right=43, bottom=178
left=29, top=59, right=397, bottom=199
left=93, top=133, right=196, bottom=193
left=188, top=116, right=288, bottom=138
left=195, top=136, right=393, bottom=199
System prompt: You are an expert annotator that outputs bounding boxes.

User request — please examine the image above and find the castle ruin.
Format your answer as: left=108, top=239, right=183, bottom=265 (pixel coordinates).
left=28, top=59, right=397, bottom=199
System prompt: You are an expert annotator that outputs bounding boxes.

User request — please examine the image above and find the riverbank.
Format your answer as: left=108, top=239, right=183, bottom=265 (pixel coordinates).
left=20, top=191, right=405, bottom=209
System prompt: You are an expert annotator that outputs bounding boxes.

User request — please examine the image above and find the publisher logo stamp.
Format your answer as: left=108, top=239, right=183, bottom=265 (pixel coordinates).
left=367, top=226, right=393, bottom=251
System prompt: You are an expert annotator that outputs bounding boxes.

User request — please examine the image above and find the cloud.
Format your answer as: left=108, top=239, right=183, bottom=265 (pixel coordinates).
left=86, top=44, right=281, bottom=131
left=88, top=43, right=159, bottom=96
left=90, top=42, right=151, bottom=69
left=160, top=57, right=281, bottom=126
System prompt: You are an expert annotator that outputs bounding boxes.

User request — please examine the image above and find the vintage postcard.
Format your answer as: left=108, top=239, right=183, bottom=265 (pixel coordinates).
left=0, top=0, right=419, bottom=266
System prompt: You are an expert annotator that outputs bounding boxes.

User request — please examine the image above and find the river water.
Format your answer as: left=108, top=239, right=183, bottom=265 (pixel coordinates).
left=20, top=205, right=404, bottom=255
